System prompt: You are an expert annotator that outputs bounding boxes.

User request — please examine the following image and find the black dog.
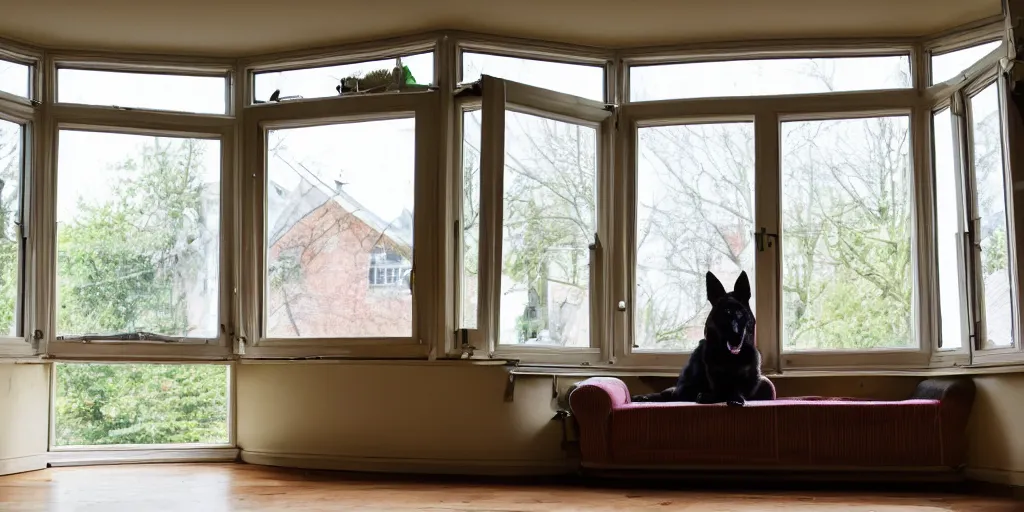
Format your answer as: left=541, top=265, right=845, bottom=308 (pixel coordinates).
left=632, top=271, right=773, bottom=407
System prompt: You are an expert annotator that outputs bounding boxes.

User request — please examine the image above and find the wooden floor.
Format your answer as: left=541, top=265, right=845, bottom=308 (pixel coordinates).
left=0, top=463, right=1020, bottom=511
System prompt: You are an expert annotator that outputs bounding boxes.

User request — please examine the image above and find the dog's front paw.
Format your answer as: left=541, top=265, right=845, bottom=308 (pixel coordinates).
left=695, top=392, right=716, bottom=404
left=726, top=395, right=746, bottom=407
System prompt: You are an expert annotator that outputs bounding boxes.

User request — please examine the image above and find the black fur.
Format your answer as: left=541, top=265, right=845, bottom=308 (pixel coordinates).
left=631, top=271, right=773, bottom=407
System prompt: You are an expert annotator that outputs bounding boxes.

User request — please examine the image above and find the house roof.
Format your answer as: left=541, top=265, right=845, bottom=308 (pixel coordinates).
left=267, top=152, right=413, bottom=255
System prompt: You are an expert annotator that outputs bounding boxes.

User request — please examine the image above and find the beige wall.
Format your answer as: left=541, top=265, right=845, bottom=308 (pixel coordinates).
left=0, top=363, right=49, bottom=476
left=237, top=364, right=1024, bottom=482
left=236, top=363, right=566, bottom=470
left=967, top=374, right=1024, bottom=484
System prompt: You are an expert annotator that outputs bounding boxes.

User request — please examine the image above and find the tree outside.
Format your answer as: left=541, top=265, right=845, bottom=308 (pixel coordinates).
left=0, top=119, right=21, bottom=337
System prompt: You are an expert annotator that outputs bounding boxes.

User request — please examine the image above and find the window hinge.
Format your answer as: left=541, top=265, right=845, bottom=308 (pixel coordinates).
left=588, top=232, right=601, bottom=251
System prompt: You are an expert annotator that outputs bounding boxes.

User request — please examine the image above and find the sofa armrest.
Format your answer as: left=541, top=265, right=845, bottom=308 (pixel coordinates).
left=568, top=377, right=630, bottom=464
left=911, top=377, right=976, bottom=403
left=911, top=377, right=976, bottom=468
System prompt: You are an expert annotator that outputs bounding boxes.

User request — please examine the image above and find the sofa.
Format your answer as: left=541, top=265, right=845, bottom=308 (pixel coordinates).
left=568, top=376, right=975, bottom=479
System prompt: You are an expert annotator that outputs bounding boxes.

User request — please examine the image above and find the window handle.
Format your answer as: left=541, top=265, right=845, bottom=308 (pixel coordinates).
left=753, top=227, right=778, bottom=252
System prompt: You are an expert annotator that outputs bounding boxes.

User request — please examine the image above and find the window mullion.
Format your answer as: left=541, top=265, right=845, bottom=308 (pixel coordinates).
left=754, top=111, right=781, bottom=374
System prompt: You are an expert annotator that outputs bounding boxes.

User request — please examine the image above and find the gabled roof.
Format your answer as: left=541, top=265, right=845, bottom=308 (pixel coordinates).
left=267, top=153, right=413, bottom=256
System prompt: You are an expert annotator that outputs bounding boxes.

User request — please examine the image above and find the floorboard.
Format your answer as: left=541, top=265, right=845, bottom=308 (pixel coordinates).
left=0, top=463, right=1019, bottom=511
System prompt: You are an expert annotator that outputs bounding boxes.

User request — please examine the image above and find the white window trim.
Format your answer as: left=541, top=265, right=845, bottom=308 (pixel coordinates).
left=240, top=35, right=441, bottom=109
left=48, top=361, right=237, bottom=451
left=620, top=42, right=918, bottom=106
left=239, top=91, right=441, bottom=360
left=614, top=92, right=931, bottom=372
left=0, top=37, right=43, bottom=104
left=39, top=56, right=238, bottom=360
left=0, top=41, right=41, bottom=356
left=46, top=52, right=236, bottom=117
left=466, top=76, right=613, bottom=365
left=961, top=71, right=1024, bottom=365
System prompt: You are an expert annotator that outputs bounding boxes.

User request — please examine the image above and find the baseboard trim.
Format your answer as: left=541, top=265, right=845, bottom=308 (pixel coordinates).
left=240, top=450, right=572, bottom=476
left=0, top=454, right=48, bottom=476
left=965, top=467, right=1024, bottom=487
left=48, top=447, right=240, bottom=467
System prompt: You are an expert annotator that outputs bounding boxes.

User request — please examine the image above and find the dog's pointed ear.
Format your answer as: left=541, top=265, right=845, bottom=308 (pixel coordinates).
left=706, top=271, right=727, bottom=304
left=733, top=271, right=751, bottom=303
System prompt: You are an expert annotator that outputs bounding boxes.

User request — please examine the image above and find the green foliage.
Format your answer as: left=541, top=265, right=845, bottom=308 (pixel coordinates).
left=55, top=363, right=228, bottom=446
left=57, top=138, right=207, bottom=336
left=0, top=122, right=20, bottom=336
left=982, top=228, right=1008, bottom=276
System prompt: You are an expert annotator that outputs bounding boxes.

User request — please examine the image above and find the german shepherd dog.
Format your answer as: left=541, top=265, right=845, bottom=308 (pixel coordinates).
left=632, top=271, right=773, bottom=407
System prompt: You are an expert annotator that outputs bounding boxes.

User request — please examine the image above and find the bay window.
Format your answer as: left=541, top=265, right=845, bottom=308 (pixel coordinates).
left=0, top=22, right=1016, bottom=372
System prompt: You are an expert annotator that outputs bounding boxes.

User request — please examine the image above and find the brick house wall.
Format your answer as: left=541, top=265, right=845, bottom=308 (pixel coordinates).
left=266, top=200, right=413, bottom=338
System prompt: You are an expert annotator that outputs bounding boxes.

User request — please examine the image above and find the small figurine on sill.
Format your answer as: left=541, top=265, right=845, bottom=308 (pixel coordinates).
left=336, top=57, right=419, bottom=96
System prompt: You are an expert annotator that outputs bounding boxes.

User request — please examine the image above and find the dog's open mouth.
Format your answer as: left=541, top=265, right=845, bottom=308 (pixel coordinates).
left=728, top=344, right=742, bottom=355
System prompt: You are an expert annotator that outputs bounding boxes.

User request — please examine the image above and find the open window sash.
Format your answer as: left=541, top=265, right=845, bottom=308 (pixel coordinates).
left=969, top=68, right=1024, bottom=364
left=930, top=95, right=973, bottom=366
left=0, top=103, right=35, bottom=358
left=466, top=75, right=613, bottom=365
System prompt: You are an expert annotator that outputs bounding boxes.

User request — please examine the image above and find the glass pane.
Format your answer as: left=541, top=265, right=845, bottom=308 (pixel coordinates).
left=499, top=111, right=595, bottom=347
left=254, top=53, right=434, bottom=103
left=0, top=120, right=21, bottom=336
left=635, top=122, right=755, bottom=351
left=57, top=69, right=226, bottom=114
left=462, top=52, right=604, bottom=102
left=461, top=110, right=481, bottom=329
left=931, top=40, right=1002, bottom=85
left=971, top=83, right=1013, bottom=348
left=266, top=118, right=414, bottom=338
left=781, top=116, right=914, bottom=351
left=630, top=55, right=911, bottom=101
left=54, top=363, right=229, bottom=446
left=56, top=131, right=221, bottom=338
left=0, top=58, right=30, bottom=98
left=933, top=108, right=965, bottom=350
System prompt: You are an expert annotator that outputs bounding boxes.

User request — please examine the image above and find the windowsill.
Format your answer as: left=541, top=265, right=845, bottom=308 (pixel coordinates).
left=14, top=352, right=1024, bottom=377
left=48, top=445, right=239, bottom=467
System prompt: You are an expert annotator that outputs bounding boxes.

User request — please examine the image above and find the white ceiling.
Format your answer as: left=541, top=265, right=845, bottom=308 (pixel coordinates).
left=0, top=0, right=1003, bottom=57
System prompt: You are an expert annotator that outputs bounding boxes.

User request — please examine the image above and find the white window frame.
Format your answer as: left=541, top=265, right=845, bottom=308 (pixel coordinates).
left=47, top=360, right=237, bottom=453
left=956, top=70, right=1024, bottom=366
left=240, top=35, right=440, bottom=108
left=39, top=54, right=237, bottom=361
left=922, top=16, right=1004, bottom=87
left=239, top=89, right=442, bottom=360
left=614, top=42, right=934, bottom=373
left=464, top=75, right=613, bottom=365
left=0, top=95, right=36, bottom=358
left=923, top=23, right=1024, bottom=366
left=0, top=41, right=42, bottom=358
left=448, top=39, right=614, bottom=362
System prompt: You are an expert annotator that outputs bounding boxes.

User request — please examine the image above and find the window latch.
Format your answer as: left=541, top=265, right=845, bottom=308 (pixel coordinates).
left=753, top=227, right=778, bottom=252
